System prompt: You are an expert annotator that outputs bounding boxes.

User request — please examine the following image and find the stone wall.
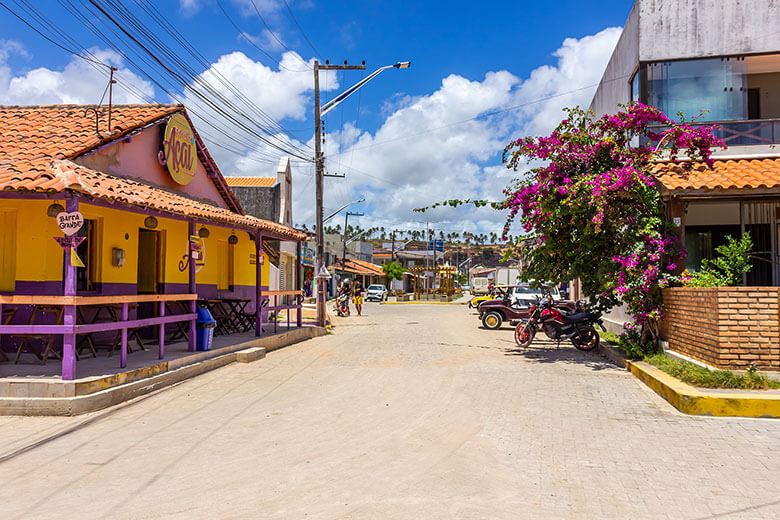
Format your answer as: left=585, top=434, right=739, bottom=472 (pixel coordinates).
left=660, top=287, right=780, bottom=370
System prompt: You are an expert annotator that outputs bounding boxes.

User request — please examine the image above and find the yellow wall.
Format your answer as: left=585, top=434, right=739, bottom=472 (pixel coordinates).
left=0, top=198, right=268, bottom=289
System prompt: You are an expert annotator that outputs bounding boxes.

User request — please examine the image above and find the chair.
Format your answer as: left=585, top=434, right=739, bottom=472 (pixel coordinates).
left=12, top=305, right=64, bottom=364
left=1, top=306, right=18, bottom=362
left=107, top=304, right=146, bottom=356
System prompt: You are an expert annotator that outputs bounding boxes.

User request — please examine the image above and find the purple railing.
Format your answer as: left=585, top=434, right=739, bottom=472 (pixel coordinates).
left=0, top=293, right=197, bottom=380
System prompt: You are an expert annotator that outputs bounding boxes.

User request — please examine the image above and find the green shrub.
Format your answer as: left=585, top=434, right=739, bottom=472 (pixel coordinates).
left=618, top=325, right=657, bottom=359
left=684, top=233, right=753, bottom=287
left=645, top=354, right=779, bottom=390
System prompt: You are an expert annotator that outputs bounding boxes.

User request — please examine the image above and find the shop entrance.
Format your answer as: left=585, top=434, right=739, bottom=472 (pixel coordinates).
left=137, top=229, right=161, bottom=294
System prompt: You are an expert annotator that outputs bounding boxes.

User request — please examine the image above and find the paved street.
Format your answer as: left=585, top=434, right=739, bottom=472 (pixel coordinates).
left=2, top=303, right=780, bottom=519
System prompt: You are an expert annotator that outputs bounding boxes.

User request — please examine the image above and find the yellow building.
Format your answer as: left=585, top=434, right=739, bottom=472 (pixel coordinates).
left=0, top=104, right=305, bottom=379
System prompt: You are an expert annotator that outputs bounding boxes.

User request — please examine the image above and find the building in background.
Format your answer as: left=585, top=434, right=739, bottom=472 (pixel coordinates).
left=225, top=158, right=299, bottom=292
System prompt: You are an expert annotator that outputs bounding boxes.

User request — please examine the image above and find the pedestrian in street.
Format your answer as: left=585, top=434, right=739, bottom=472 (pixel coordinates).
left=353, top=280, right=364, bottom=316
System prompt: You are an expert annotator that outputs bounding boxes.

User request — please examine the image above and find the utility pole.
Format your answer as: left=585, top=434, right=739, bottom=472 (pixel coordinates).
left=314, top=60, right=365, bottom=326
left=391, top=230, right=396, bottom=262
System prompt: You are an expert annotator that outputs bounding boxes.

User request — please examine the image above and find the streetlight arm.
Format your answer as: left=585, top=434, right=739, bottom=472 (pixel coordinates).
left=320, top=62, right=411, bottom=117
left=324, top=197, right=365, bottom=223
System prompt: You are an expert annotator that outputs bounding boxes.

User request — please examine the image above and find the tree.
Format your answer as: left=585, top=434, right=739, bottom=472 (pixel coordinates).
left=382, top=261, right=404, bottom=281
left=501, top=103, right=722, bottom=341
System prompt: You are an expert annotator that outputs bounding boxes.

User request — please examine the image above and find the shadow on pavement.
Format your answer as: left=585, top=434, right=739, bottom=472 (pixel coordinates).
left=504, top=340, right=616, bottom=371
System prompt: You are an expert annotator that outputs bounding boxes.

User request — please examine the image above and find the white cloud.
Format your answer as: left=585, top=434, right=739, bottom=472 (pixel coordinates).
left=278, top=27, right=622, bottom=236
left=180, top=50, right=337, bottom=176
left=0, top=46, right=154, bottom=105
left=179, top=0, right=202, bottom=16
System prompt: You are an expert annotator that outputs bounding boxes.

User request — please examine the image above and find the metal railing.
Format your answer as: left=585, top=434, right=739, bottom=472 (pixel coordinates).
left=645, top=118, right=780, bottom=147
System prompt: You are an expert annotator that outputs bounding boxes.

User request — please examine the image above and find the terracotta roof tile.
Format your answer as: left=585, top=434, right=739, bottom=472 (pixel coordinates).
left=0, top=159, right=305, bottom=240
left=223, top=176, right=277, bottom=187
left=654, top=157, right=780, bottom=193
left=0, top=104, right=244, bottom=214
left=0, top=104, right=304, bottom=240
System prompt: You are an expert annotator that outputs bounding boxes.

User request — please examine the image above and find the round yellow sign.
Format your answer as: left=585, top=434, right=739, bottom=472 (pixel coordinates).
left=161, top=113, right=197, bottom=185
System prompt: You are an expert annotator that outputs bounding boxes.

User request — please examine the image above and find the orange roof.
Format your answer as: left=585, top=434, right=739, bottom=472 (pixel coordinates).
left=0, top=104, right=304, bottom=240
left=350, top=258, right=386, bottom=276
left=328, top=258, right=385, bottom=277
left=223, top=176, right=277, bottom=187
left=654, top=157, right=780, bottom=193
left=0, top=103, right=242, bottom=212
left=0, top=160, right=305, bottom=239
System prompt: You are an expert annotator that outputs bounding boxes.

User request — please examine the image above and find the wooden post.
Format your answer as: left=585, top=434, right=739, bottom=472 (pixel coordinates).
left=61, top=197, right=78, bottom=381
left=188, top=220, right=197, bottom=352
left=256, top=233, right=263, bottom=337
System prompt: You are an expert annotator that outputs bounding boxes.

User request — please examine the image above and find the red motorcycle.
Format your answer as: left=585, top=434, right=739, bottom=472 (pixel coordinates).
left=514, top=296, right=603, bottom=351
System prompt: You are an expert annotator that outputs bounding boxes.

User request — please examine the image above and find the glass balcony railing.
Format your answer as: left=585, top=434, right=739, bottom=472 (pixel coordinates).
left=644, top=118, right=780, bottom=147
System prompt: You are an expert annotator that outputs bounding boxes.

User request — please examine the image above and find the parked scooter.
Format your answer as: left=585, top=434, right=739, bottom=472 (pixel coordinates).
left=334, top=294, right=350, bottom=317
left=514, top=296, right=603, bottom=350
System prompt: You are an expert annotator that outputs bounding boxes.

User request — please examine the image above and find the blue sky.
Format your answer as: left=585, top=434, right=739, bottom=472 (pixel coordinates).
left=0, top=0, right=633, bottom=236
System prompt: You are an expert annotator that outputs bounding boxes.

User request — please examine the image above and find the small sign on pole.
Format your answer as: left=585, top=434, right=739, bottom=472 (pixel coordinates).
left=56, top=211, right=84, bottom=236
left=317, top=265, right=331, bottom=279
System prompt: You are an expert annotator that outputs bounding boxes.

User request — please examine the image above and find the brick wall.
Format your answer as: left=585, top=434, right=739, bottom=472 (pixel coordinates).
left=660, top=287, right=780, bottom=371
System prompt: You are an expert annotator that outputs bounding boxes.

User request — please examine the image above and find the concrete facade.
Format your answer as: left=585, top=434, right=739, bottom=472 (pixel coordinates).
left=590, top=0, right=780, bottom=117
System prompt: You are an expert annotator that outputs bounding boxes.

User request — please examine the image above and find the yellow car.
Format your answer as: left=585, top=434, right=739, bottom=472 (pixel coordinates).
left=468, top=285, right=509, bottom=308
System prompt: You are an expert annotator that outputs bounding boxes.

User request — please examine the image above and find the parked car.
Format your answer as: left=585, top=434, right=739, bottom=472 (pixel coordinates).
left=365, top=284, right=389, bottom=302
left=469, top=284, right=510, bottom=308
left=478, top=284, right=570, bottom=330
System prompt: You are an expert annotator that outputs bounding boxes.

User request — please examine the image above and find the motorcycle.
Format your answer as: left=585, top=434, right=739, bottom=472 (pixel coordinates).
left=334, top=293, right=350, bottom=317
left=514, top=296, right=604, bottom=351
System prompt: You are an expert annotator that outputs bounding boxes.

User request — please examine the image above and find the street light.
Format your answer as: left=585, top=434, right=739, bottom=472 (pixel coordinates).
left=320, top=62, right=412, bottom=116
left=314, top=60, right=411, bottom=326
left=324, top=197, right=365, bottom=223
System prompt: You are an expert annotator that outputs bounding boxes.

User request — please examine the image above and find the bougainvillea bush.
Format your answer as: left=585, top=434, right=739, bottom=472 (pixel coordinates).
left=501, top=103, right=723, bottom=341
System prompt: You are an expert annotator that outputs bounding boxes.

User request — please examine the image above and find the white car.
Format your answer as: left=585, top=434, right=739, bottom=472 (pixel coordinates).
left=365, top=284, right=388, bottom=302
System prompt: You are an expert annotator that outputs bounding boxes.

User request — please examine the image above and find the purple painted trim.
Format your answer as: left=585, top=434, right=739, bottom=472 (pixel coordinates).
left=158, top=301, right=165, bottom=360
left=120, top=303, right=128, bottom=368
left=0, top=192, right=69, bottom=200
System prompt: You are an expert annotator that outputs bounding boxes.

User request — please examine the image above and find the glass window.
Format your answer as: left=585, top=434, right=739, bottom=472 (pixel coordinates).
left=630, top=70, right=639, bottom=102
left=646, top=57, right=748, bottom=122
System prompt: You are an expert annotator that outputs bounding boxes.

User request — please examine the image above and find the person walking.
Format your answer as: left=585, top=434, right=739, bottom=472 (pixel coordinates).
left=353, top=279, right=364, bottom=316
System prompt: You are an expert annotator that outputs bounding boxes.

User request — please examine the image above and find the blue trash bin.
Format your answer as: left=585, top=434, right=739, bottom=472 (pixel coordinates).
left=196, top=307, right=217, bottom=351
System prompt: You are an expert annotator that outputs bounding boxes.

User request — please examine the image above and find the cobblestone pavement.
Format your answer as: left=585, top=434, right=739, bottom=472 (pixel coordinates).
left=2, top=303, right=780, bottom=519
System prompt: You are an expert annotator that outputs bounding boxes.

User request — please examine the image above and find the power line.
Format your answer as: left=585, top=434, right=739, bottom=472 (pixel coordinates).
left=281, top=0, right=322, bottom=59
left=246, top=0, right=311, bottom=69
left=213, top=0, right=310, bottom=73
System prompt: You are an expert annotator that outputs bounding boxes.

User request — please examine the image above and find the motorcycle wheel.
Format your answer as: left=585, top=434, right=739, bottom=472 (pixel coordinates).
left=514, top=321, right=536, bottom=347
left=572, top=325, right=600, bottom=351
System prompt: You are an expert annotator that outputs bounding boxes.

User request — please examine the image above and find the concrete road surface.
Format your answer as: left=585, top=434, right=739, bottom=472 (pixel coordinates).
left=2, top=303, right=780, bottom=519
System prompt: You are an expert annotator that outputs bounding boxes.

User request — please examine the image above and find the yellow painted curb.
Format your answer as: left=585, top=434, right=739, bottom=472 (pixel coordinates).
left=626, top=360, right=780, bottom=418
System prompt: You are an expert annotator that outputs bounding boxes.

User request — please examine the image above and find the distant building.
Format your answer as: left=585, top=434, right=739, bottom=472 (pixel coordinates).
left=225, top=158, right=298, bottom=290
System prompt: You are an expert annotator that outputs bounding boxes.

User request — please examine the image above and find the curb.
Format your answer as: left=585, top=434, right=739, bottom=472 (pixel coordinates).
left=626, top=360, right=780, bottom=418
left=596, top=343, right=780, bottom=418
left=0, top=327, right=326, bottom=416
